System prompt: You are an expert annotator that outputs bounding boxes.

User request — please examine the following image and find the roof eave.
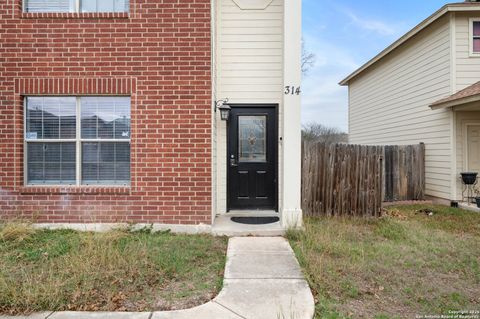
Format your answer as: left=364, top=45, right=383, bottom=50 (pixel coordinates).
left=430, top=94, right=480, bottom=110
left=339, top=4, right=480, bottom=86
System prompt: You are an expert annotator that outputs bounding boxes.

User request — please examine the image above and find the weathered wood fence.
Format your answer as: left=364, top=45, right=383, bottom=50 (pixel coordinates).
left=384, top=145, right=425, bottom=201
left=301, top=142, right=425, bottom=217
left=302, top=143, right=384, bottom=217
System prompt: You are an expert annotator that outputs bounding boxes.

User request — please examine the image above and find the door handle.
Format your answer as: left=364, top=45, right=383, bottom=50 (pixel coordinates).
left=230, top=158, right=238, bottom=167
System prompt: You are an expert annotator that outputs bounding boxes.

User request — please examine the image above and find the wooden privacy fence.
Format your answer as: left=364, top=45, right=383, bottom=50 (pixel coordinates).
left=384, top=144, right=425, bottom=201
left=301, top=142, right=425, bottom=217
left=302, top=143, right=384, bottom=217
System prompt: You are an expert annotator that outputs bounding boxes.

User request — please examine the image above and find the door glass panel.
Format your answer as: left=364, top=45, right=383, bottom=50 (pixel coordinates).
left=238, top=116, right=267, bottom=163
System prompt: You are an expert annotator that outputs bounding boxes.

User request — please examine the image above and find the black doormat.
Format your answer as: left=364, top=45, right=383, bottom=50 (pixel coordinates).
left=231, top=216, right=280, bottom=225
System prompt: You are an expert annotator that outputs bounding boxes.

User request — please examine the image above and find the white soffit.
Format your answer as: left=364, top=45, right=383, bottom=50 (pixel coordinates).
left=232, top=0, right=274, bottom=10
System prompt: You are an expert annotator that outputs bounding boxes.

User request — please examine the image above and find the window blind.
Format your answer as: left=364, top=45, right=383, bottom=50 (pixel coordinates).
left=26, top=96, right=76, bottom=140
left=27, top=143, right=76, bottom=185
left=24, top=0, right=75, bottom=12
left=25, top=96, right=131, bottom=186
left=82, top=142, right=130, bottom=185
left=24, top=0, right=129, bottom=13
left=80, top=96, right=130, bottom=185
left=81, top=96, right=131, bottom=140
left=81, top=0, right=129, bottom=13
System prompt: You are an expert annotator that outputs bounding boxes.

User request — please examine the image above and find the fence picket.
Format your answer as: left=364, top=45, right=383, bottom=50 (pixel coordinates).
left=301, top=142, right=425, bottom=217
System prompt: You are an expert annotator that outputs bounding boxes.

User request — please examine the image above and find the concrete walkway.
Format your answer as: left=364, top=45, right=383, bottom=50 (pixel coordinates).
left=1, top=237, right=315, bottom=319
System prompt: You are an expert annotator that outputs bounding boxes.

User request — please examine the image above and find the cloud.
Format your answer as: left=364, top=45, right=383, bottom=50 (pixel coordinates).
left=302, top=0, right=405, bottom=131
left=300, top=0, right=410, bottom=132
left=344, top=10, right=397, bottom=36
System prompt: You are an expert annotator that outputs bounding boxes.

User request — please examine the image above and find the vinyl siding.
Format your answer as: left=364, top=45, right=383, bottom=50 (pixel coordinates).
left=455, top=12, right=480, bottom=91
left=348, top=15, right=453, bottom=200
left=216, top=0, right=284, bottom=103
left=214, top=0, right=284, bottom=214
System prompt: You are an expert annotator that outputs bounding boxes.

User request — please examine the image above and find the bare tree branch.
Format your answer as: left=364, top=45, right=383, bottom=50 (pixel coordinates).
left=302, top=122, right=348, bottom=144
left=302, top=39, right=316, bottom=75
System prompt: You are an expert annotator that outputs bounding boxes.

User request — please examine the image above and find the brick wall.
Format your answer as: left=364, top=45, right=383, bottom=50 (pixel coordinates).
left=0, top=0, right=212, bottom=224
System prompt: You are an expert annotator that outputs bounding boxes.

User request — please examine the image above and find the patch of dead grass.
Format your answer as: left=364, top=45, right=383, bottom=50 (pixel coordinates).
left=0, top=226, right=227, bottom=315
left=287, top=205, right=480, bottom=318
left=0, top=222, right=36, bottom=242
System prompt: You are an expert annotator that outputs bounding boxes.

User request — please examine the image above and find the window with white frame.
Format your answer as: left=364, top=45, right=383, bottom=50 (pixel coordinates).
left=23, top=0, right=129, bottom=13
left=25, top=96, right=131, bottom=186
left=472, top=20, right=480, bottom=54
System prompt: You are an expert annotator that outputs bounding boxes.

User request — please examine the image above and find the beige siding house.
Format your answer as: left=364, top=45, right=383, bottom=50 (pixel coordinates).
left=340, top=1, right=480, bottom=202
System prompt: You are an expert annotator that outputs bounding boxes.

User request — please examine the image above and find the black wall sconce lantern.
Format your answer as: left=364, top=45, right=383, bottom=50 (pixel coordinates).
left=216, top=99, right=231, bottom=121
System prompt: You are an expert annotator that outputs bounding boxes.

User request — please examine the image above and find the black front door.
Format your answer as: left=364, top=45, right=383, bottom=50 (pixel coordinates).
left=227, top=106, right=277, bottom=211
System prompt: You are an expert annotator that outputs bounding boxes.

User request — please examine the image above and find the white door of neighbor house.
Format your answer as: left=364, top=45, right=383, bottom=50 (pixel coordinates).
left=467, top=125, right=480, bottom=173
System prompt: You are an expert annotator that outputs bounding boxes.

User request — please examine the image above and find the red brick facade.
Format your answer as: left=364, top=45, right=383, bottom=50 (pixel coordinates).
left=0, top=0, right=213, bottom=224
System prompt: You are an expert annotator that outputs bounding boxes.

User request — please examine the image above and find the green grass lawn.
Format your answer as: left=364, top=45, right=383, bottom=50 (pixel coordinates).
left=0, top=224, right=227, bottom=315
left=287, top=205, right=480, bottom=319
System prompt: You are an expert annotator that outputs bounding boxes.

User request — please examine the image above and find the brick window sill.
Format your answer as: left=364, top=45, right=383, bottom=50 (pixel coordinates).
left=20, top=12, right=129, bottom=19
left=19, top=186, right=131, bottom=195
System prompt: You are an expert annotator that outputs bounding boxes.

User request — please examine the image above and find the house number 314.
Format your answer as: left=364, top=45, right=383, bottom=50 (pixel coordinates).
left=284, top=86, right=301, bottom=95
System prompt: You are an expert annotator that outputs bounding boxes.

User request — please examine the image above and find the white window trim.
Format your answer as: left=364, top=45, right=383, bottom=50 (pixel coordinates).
left=469, top=18, right=480, bottom=57
left=24, top=96, right=131, bottom=187
left=22, top=0, right=129, bottom=13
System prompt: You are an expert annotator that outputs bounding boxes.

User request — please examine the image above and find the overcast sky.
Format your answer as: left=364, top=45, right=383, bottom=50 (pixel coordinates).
left=301, top=0, right=453, bottom=132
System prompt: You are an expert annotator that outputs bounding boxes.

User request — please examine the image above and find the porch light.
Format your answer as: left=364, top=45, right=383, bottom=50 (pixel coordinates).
left=217, top=99, right=231, bottom=121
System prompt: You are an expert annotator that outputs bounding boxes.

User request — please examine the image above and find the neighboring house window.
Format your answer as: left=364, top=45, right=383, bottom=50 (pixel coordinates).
left=23, top=0, right=129, bottom=13
left=25, top=96, right=131, bottom=186
left=472, top=20, right=480, bottom=54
